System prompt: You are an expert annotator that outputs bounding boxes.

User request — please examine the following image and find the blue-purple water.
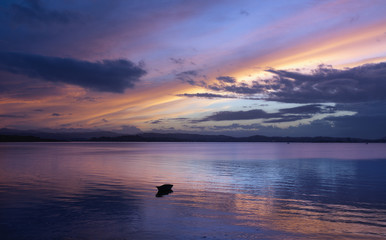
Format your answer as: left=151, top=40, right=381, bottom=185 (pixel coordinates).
left=1, top=142, right=386, bottom=239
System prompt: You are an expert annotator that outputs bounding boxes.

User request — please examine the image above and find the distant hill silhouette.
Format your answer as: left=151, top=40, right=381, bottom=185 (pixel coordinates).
left=91, top=133, right=237, bottom=142
left=0, top=128, right=120, bottom=141
left=1, top=128, right=385, bottom=143
left=91, top=133, right=386, bottom=143
left=0, top=135, right=58, bottom=142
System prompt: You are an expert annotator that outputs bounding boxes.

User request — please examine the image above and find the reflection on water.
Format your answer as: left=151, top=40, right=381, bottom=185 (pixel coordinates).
left=1, top=142, right=386, bottom=239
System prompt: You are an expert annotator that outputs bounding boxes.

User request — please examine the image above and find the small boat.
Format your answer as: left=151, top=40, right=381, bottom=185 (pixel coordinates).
left=156, top=184, right=173, bottom=197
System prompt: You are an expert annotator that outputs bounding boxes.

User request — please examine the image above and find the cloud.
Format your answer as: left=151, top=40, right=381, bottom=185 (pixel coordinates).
left=176, top=70, right=200, bottom=85
left=255, top=114, right=386, bottom=139
left=0, top=52, right=147, bottom=93
left=321, top=115, right=386, bottom=139
left=240, top=10, right=250, bottom=16
left=207, top=80, right=266, bottom=94
left=119, top=125, right=142, bottom=134
left=211, top=123, right=260, bottom=130
left=194, top=104, right=336, bottom=123
left=170, top=57, right=185, bottom=65
left=183, top=125, right=206, bottom=130
left=176, top=93, right=236, bottom=99
left=51, top=113, right=61, bottom=116
left=264, top=63, right=386, bottom=103
left=10, top=0, right=78, bottom=25
left=263, top=115, right=311, bottom=123
left=195, top=109, right=274, bottom=122
left=216, top=76, right=236, bottom=83
left=191, top=114, right=386, bottom=139
left=146, top=117, right=189, bottom=125
left=150, top=120, right=162, bottom=124
left=74, top=96, right=101, bottom=102
left=202, top=62, right=386, bottom=103
left=279, top=104, right=336, bottom=114
left=0, top=114, right=26, bottom=118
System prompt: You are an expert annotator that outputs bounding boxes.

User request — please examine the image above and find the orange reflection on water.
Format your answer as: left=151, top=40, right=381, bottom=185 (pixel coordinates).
left=167, top=184, right=386, bottom=239
left=233, top=193, right=386, bottom=239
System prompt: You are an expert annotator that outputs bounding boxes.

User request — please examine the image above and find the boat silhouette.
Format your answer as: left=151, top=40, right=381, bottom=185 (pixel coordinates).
left=156, top=184, right=173, bottom=197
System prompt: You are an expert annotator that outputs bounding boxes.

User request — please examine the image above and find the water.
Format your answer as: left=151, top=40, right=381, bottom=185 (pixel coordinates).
left=1, top=142, right=386, bottom=239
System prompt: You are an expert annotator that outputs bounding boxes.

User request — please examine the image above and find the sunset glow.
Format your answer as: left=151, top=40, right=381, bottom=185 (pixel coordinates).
left=1, top=0, right=386, bottom=138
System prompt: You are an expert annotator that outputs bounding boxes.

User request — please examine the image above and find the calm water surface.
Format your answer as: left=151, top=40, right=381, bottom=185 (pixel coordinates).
left=1, top=142, right=386, bottom=239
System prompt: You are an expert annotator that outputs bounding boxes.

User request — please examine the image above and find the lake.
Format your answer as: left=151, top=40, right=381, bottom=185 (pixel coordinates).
left=1, top=142, right=386, bottom=239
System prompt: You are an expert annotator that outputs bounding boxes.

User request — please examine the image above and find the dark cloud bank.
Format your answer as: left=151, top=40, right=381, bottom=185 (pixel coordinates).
left=0, top=52, right=146, bottom=93
left=9, top=0, right=78, bottom=25
left=176, top=63, right=386, bottom=138
left=265, top=63, right=386, bottom=103
left=193, top=104, right=335, bottom=123
left=179, top=62, right=386, bottom=103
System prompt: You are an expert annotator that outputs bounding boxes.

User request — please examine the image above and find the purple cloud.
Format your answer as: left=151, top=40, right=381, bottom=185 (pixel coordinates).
left=0, top=52, right=146, bottom=93
left=10, top=0, right=78, bottom=25
left=193, top=104, right=334, bottom=123
left=176, top=93, right=236, bottom=99
left=176, top=70, right=200, bottom=85
left=189, top=63, right=386, bottom=103
left=0, top=114, right=26, bottom=118
left=263, top=63, right=386, bottom=103
left=216, top=76, right=236, bottom=83
left=170, top=58, right=185, bottom=65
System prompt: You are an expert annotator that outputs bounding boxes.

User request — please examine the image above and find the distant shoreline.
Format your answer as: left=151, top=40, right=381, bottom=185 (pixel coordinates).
left=1, top=132, right=385, bottom=143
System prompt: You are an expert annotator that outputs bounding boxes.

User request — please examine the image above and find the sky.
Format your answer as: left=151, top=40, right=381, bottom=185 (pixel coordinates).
left=1, top=0, right=386, bottom=138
